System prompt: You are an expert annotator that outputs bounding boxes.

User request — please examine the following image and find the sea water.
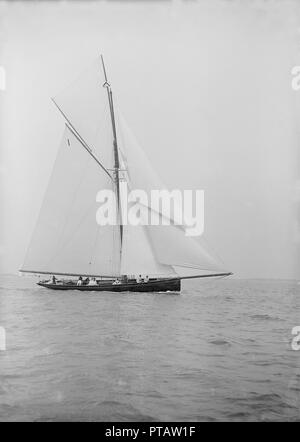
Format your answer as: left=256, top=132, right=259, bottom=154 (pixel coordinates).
left=0, top=275, right=299, bottom=421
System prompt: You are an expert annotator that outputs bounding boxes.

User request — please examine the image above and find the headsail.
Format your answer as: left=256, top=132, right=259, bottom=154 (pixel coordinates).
left=116, top=110, right=229, bottom=278
left=120, top=223, right=176, bottom=277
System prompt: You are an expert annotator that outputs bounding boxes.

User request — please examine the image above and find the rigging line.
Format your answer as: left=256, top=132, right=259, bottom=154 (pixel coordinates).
left=51, top=98, right=113, bottom=181
left=200, top=235, right=226, bottom=268
left=114, top=112, right=130, bottom=176
left=170, top=263, right=221, bottom=270
left=101, top=54, right=108, bottom=84
left=213, top=274, right=230, bottom=281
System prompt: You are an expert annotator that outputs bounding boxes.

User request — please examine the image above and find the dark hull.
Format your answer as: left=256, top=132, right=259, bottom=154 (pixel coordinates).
left=37, top=278, right=181, bottom=293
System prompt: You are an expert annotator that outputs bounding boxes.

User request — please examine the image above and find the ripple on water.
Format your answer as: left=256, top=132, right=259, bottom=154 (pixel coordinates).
left=250, top=314, right=281, bottom=321
left=209, top=339, right=231, bottom=346
left=1, top=276, right=299, bottom=421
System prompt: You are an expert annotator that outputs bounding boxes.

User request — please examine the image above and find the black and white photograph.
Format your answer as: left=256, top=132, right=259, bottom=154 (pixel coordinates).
left=0, top=0, right=299, bottom=424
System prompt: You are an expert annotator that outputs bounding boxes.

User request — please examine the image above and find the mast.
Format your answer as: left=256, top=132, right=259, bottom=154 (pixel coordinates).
left=101, top=55, right=123, bottom=271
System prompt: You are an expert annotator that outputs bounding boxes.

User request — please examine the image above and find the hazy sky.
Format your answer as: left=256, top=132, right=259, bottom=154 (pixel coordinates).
left=0, top=0, right=299, bottom=279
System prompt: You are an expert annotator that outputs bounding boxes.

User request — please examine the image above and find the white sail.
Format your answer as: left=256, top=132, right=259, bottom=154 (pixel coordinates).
left=21, top=126, right=119, bottom=277
left=53, top=61, right=114, bottom=168
left=146, top=223, right=224, bottom=274
left=120, top=223, right=175, bottom=277
left=116, top=110, right=167, bottom=199
left=116, top=112, right=226, bottom=277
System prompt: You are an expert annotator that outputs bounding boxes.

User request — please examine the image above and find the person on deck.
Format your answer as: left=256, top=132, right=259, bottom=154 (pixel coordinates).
left=136, top=275, right=142, bottom=283
left=47, top=275, right=55, bottom=284
left=113, top=278, right=121, bottom=285
left=77, top=276, right=83, bottom=286
left=88, top=278, right=97, bottom=286
left=144, top=275, right=149, bottom=283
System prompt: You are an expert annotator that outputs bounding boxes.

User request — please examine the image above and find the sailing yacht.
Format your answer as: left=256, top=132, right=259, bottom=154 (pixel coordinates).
left=20, top=56, right=232, bottom=292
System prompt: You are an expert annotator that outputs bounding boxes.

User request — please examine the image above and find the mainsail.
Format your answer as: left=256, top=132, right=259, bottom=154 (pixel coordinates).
left=21, top=57, right=229, bottom=280
left=21, top=126, right=119, bottom=277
